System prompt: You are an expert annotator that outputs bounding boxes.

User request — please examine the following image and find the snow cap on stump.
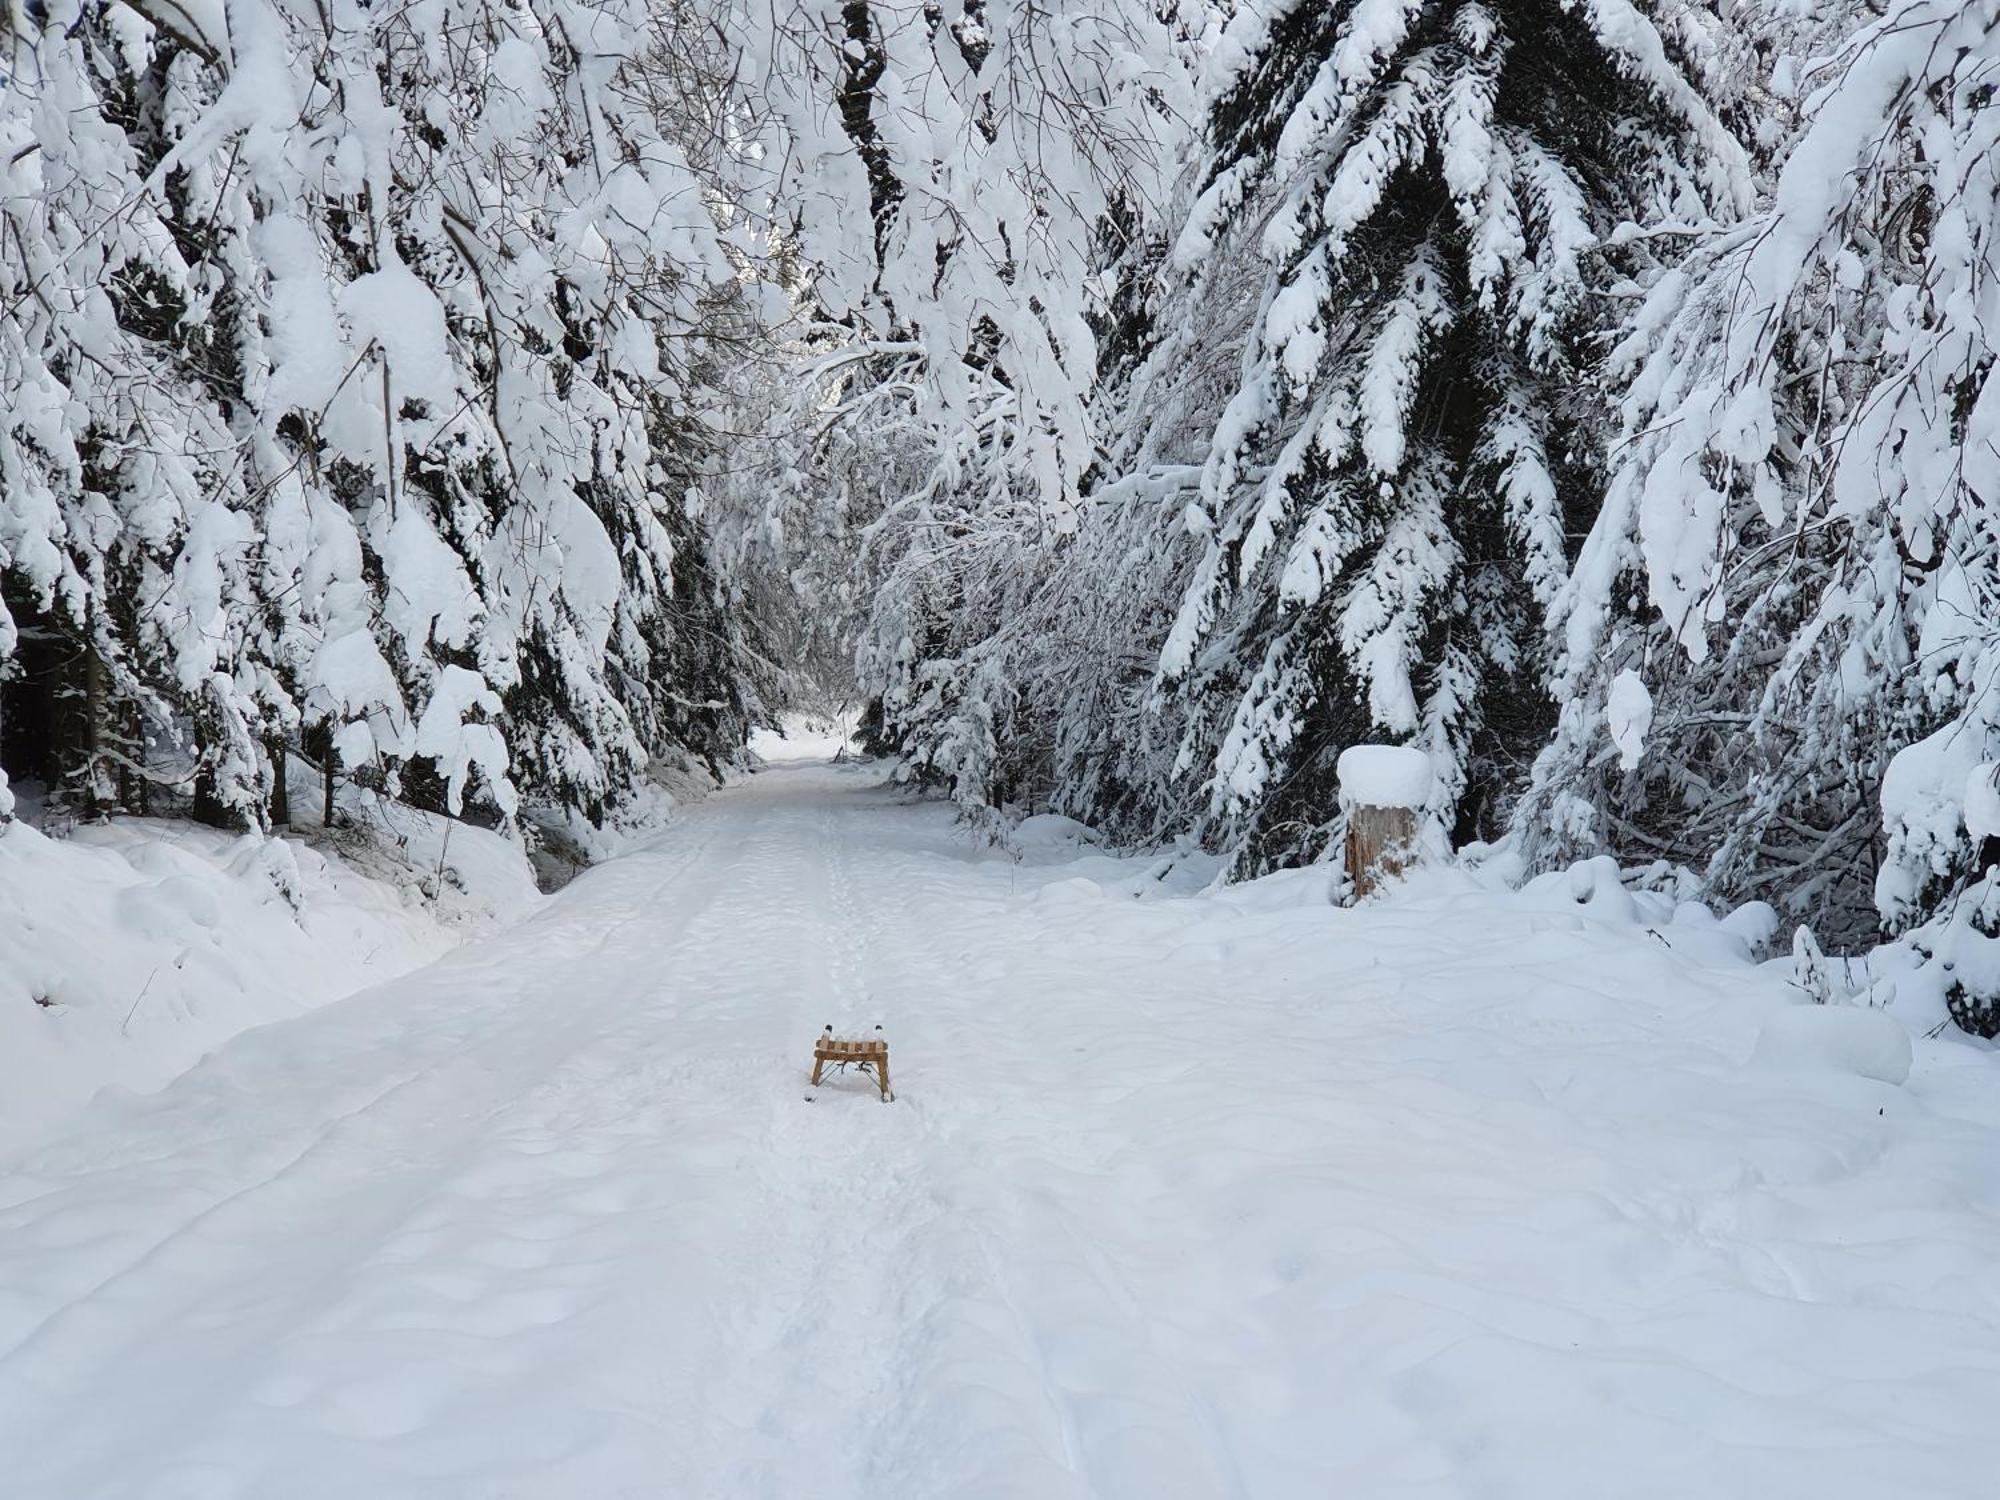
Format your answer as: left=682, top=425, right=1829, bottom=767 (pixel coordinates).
left=1336, top=745, right=1434, bottom=810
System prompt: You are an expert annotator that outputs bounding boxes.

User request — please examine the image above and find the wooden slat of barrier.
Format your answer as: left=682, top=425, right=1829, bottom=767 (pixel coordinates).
left=817, top=1039, right=884, bottom=1057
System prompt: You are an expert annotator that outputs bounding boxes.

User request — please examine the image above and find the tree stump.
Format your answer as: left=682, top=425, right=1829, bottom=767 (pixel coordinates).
left=1335, top=744, right=1433, bottom=902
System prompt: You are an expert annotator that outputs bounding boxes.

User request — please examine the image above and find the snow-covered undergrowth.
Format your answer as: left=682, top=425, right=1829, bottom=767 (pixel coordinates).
left=0, top=785, right=538, bottom=1140
left=4, top=762, right=1989, bottom=1496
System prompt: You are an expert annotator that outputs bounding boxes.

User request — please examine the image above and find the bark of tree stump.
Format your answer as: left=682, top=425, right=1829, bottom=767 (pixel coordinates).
left=1345, top=802, right=1418, bottom=902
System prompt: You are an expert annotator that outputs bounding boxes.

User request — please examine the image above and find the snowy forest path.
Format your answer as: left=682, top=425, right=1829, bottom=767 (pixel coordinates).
left=0, top=762, right=1224, bottom=1498
left=2, top=760, right=1999, bottom=1499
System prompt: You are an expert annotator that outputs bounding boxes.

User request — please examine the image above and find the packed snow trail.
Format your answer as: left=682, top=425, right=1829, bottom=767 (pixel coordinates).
left=3, top=762, right=1999, bottom=1499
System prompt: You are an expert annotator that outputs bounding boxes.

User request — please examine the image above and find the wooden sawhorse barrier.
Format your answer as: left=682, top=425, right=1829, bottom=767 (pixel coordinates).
left=810, top=1026, right=893, bottom=1101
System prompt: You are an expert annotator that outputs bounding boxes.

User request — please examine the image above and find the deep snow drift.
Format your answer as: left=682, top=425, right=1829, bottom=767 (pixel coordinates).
left=1, top=759, right=1996, bottom=1498
left=0, top=773, right=540, bottom=1139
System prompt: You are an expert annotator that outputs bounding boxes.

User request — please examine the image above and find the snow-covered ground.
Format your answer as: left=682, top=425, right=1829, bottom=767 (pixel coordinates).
left=0, top=774, right=540, bottom=1140
left=2, top=759, right=1997, bottom=1497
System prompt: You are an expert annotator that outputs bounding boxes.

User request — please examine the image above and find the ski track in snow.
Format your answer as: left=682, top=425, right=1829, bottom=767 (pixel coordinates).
left=2, top=761, right=1999, bottom=1498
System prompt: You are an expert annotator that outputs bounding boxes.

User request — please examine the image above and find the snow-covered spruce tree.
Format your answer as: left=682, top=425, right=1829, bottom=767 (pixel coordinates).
left=1149, top=0, right=1750, bottom=872
left=1518, top=0, right=2000, bottom=983
left=1, top=1, right=278, bottom=824
left=244, top=0, right=765, bottom=828
left=1, top=0, right=760, bottom=837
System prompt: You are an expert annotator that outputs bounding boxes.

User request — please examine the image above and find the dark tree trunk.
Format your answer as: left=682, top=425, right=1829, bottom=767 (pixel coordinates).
left=304, top=722, right=337, bottom=826
left=190, top=765, right=234, bottom=828
left=267, top=734, right=291, bottom=826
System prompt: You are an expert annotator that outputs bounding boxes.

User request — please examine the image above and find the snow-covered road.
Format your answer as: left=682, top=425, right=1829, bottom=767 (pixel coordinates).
left=3, top=761, right=1998, bottom=1498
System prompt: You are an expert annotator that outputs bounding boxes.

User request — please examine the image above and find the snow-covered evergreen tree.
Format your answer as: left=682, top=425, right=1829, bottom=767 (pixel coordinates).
left=732, top=0, right=1190, bottom=523
left=1519, top=0, right=2000, bottom=1002
left=1149, top=0, right=1751, bottom=870
left=1, top=0, right=762, bottom=837
left=1520, top=0, right=1992, bottom=956
left=1, top=0, right=273, bottom=821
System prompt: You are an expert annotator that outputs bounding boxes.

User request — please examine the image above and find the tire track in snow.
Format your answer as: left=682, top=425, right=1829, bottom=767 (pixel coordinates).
left=677, top=774, right=946, bottom=1498
left=823, top=816, right=1251, bottom=1500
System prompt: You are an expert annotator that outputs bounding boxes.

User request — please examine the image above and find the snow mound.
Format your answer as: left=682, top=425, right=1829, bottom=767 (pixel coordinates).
left=1335, top=744, right=1434, bottom=809
left=1033, top=874, right=1104, bottom=905
left=1751, top=1003, right=1913, bottom=1086
left=1719, top=898, right=1780, bottom=953
left=1012, top=813, right=1101, bottom=852
left=0, top=800, right=540, bottom=1142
